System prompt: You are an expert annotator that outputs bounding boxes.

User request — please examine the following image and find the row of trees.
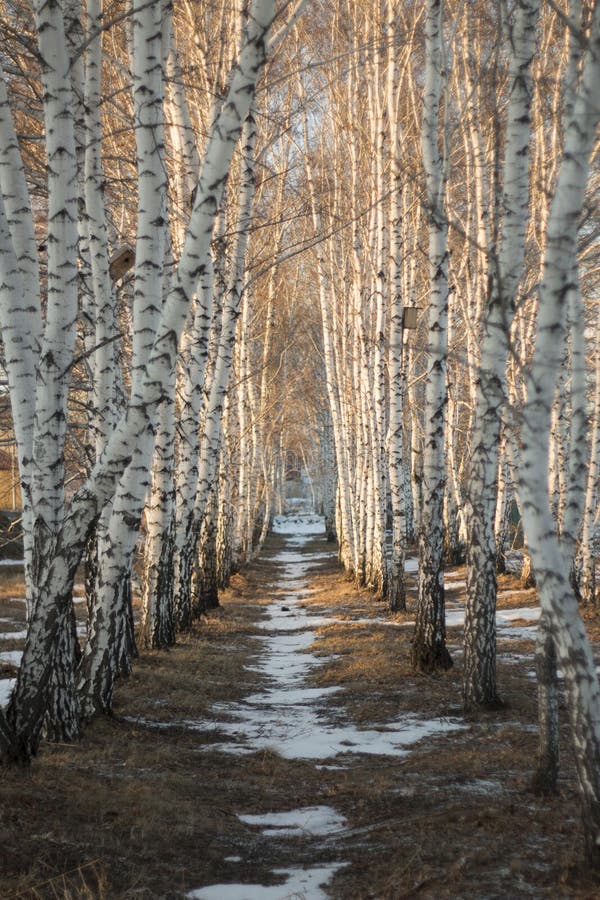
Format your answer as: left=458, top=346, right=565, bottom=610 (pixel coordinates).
left=1, top=0, right=600, bottom=868
left=295, top=0, right=600, bottom=863
left=0, top=0, right=316, bottom=758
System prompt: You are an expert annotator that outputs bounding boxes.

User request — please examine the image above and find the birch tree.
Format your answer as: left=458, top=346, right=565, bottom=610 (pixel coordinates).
left=517, top=0, right=600, bottom=863
left=462, top=0, right=539, bottom=710
left=412, top=0, right=452, bottom=672
left=0, top=0, right=277, bottom=762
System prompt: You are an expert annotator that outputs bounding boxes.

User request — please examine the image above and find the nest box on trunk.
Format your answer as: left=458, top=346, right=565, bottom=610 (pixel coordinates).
left=109, top=245, right=135, bottom=282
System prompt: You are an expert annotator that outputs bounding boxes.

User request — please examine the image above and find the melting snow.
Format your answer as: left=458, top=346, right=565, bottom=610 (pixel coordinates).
left=0, top=678, right=15, bottom=708
left=200, top=518, right=463, bottom=760
left=445, top=609, right=466, bottom=628
left=0, top=650, right=22, bottom=667
left=497, top=607, right=541, bottom=625
left=0, top=630, right=27, bottom=641
left=446, top=605, right=540, bottom=640
left=272, top=515, right=325, bottom=535
left=208, top=706, right=462, bottom=760
left=187, top=863, right=345, bottom=900
left=239, top=806, right=346, bottom=837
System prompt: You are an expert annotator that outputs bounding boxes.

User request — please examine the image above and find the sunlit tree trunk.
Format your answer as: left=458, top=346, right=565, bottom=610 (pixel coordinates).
left=177, top=108, right=257, bottom=627
left=494, top=441, right=513, bottom=574
left=580, top=340, right=600, bottom=605
left=5, top=0, right=81, bottom=753
left=139, top=27, right=204, bottom=650
left=217, top=403, right=234, bottom=587
left=79, top=0, right=168, bottom=718
left=173, top=262, right=216, bottom=628
left=518, top=1, right=600, bottom=863
left=462, top=0, right=538, bottom=709
left=413, top=0, right=452, bottom=672
left=0, top=65, right=40, bottom=608
left=141, top=364, right=177, bottom=649
left=320, top=409, right=337, bottom=542
left=386, top=59, right=406, bottom=609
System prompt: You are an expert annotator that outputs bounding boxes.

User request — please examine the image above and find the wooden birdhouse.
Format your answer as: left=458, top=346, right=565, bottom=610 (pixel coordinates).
left=109, top=245, right=135, bottom=282
left=402, top=306, right=418, bottom=329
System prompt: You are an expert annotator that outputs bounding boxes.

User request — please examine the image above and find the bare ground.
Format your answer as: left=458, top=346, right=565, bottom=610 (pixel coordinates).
left=1, top=532, right=600, bottom=899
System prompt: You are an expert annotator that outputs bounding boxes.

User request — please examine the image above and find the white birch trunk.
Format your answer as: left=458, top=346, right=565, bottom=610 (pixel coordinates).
left=141, top=365, right=177, bottom=649
left=217, top=405, right=235, bottom=588
left=518, top=1, right=600, bottom=863
left=0, top=68, right=40, bottom=599
left=7, top=0, right=82, bottom=749
left=462, top=0, right=538, bottom=709
left=174, top=262, right=218, bottom=628
left=195, top=485, right=219, bottom=614
left=413, top=0, right=452, bottom=672
left=561, top=280, right=587, bottom=592
left=79, top=0, right=168, bottom=718
left=177, top=108, right=257, bottom=627
left=580, top=341, right=600, bottom=605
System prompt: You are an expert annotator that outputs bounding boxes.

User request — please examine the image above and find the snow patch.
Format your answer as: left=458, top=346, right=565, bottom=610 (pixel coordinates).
left=0, top=650, right=22, bottom=667
left=256, top=609, right=338, bottom=632
left=243, top=686, right=341, bottom=707
left=0, top=630, right=27, bottom=641
left=201, top=516, right=465, bottom=760
left=0, top=678, right=15, bottom=708
left=445, top=609, right=466, bottom=628
left=496, top=607, right=541, bottom=625
left=445, top=605, right=540, bottom=639
left=0, top=558, right=24, bottom=566
left=272, top=515, right=325, bottom=535
left=187, top=863, right=345, bottom=900
left=239, top=806, right=346, bottom=837
left=208, top=707, right=464, bottom=760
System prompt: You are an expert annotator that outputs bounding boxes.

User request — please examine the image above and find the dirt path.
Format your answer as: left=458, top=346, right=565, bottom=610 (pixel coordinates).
left=1, top=517, right=600, bottom=898
left=187, top=516, right=465, bottom=898
left=182, top=515, right=598, bottom=899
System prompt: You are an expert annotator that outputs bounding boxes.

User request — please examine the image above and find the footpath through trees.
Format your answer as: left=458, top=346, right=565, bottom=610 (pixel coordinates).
left=1, top=512, right=599, bottom=897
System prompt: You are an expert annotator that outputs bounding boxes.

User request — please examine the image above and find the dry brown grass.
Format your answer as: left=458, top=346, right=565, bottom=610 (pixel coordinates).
left=1, top=540, right=600, bottom=898
left=0, top=567, right=26, bottom=602
left=9, top=860, right=109, bottom=900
